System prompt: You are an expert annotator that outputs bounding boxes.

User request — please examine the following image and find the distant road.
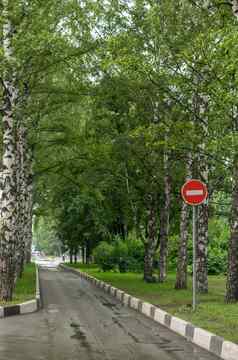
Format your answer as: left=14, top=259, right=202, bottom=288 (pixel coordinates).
left=34, top=256, right=62, bottom=268
left=0, top=261, right=219, bottom=360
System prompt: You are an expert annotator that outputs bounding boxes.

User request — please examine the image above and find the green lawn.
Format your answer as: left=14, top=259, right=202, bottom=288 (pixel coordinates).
left=67, top=263, right=238, bottom=344
left=0, top=263, right=36, bottom=306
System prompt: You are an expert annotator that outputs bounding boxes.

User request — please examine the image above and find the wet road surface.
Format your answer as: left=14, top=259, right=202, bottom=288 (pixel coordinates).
left=0, top=265, right=220, bottom=360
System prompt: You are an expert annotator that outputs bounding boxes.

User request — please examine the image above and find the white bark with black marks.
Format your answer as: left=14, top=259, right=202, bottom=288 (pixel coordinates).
left=143, top=193, right=158, bottom=282
left=226, top=158, right=238, bottom=302
left=159, top=149, right=171, bottom=283
left=196, top=95, right=209, bottom=294
left=175, top=154, right=192, bottom=289
left=233, top=0, right=238, bottom=18
left=225, top=0, right=238, bottom=304
left=24, top=144, right=34, bottom=264
left=0, top=0, right=19, bottom=300
left=15, top=124, right=28, bottom=277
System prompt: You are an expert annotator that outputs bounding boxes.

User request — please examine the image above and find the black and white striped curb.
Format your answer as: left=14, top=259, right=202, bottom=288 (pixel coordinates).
left=0, top=265, right=41, bottom=318
left=60, top=264, right=238, bottom=360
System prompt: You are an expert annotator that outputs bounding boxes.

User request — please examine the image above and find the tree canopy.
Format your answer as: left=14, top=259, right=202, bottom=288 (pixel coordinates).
left=1, top=0, right=238, bottom=302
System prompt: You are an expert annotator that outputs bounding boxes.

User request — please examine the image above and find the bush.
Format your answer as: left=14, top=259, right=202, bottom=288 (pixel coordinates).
left=127, top=257, right=143, bottom=272
left=208, top=248, right=227, bottom=275
left=168, top=218, right=229, bottom=276
left=93, top=233, right=145, bottom=273
left=126, top=234, right=144, bottom=263
left=208, top=218, right=228, bottom=275
left=113, top=239, right=129, bottom=272
left=167, top=234, right=179, bottom=271
left=125, top=234, right=144, bottom=272
left=112, top=238, right=143, bottom=273
left=93, top=242, right=115, bottom=271
left=113, top=239, right=128, bottom=259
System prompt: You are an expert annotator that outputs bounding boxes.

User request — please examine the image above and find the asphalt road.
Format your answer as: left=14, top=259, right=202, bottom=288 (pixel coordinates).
left=0, top=263, right=219, bottom=360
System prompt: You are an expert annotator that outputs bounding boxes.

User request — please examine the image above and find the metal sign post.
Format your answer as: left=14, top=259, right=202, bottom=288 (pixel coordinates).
left=181, top=179, right=208, bottom=312
left=192, top=206, right=197, bottom=311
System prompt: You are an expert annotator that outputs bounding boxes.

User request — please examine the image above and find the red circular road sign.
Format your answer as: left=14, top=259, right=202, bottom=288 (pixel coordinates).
left=181, top=179, right=208, bottom=206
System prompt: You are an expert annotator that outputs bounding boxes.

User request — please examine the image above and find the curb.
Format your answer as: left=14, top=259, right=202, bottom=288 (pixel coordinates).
left=0, top=264, right=41, bottom=318
left=60, top=264, right=238, bottom=360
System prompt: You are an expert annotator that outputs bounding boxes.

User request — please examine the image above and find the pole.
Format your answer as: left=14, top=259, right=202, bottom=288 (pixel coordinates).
left=193, top=205, right=197, bottom=311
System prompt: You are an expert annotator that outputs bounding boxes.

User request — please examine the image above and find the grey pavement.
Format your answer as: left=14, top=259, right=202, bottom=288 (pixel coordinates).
left=0, top=264, right=220, bottom=360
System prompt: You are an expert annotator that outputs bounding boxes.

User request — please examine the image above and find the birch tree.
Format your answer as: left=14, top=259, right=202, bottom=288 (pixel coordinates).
left=0, top=0, right=98, bottom=299
left=225, top=0, right=238, bottom=302
left=175, top=155, right=192, bottom=289
left=0, top=0, right=19, bottom=300
left=159, top=149, right=171, bottom=282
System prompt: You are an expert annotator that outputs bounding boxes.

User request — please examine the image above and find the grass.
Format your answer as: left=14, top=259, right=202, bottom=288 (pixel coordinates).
left=0, top=263, right=36, bottom=306
left=66, top=262, right=238, bottom=344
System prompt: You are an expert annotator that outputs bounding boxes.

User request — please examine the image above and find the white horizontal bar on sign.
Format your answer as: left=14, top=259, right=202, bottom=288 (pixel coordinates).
left=186, top=190, right=203, bottom=196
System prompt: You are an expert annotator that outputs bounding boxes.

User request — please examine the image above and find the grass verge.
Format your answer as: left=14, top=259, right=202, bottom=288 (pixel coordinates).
left=0, top=263, right=36, bottom=306
left=66, top=263, right=238, bottom=344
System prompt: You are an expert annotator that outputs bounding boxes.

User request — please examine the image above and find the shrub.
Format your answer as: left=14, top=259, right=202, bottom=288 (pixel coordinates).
left=127, top=257, right=143, bottom=272
left=167, top=234, right=179, bottom=271
left=208, top=218, right=228, bottom=275
left=114, top=234, right=145, bottom=272
left=125, top=234, right=144, bottom=272
left=113, top=239, right=129, bottom=272
left=113, top=239, right=128, bottom=259
left=208, top=247, right=227, bottom=275
left=93, top=242, right=115, bottom=271
left=168, top=218, right=229, bottom=276
left=112, top=237, right=144, bottom=273
left=93, top=233, right=145, bottom=273
left=126, top=234, right=144, bottom=263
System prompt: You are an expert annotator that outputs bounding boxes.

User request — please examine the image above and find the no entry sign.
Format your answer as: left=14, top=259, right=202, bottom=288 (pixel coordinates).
left=181, top=179, right=208, bottom=206
left=181, top=179, right=208, bottom=311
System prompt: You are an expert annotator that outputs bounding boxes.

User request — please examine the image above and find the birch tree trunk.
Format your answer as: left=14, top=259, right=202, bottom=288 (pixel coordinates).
left=175, top=201, right=190, bottom=289
left=196, top=96, right=209, bottom=294
left=226, top=157, right=238, bottom=302
left=226, top=0, right=238, bottom=300
left=0, top=0, right=19, bottom=300
left=82, top=247, right=85, bottom=264
left=74, top=249, right=78, bottom=264
left=175, top=155, right=192, bottom=289
left=159, top=150, right=171, bottom=283
left=15, top=124, right=27, bottom=278
left=197, top=201, right=209, bottom=293
left=233, top=0, right=238, bottom=18
left=225, top=0, right=238, bottom=303
left=24, top=146, right=33, bottom=264
left=125, top=164, right=138, bottom=233
left=144, top=193, right=158, bottom=282
left=69, top=250, right=73, bottom=264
